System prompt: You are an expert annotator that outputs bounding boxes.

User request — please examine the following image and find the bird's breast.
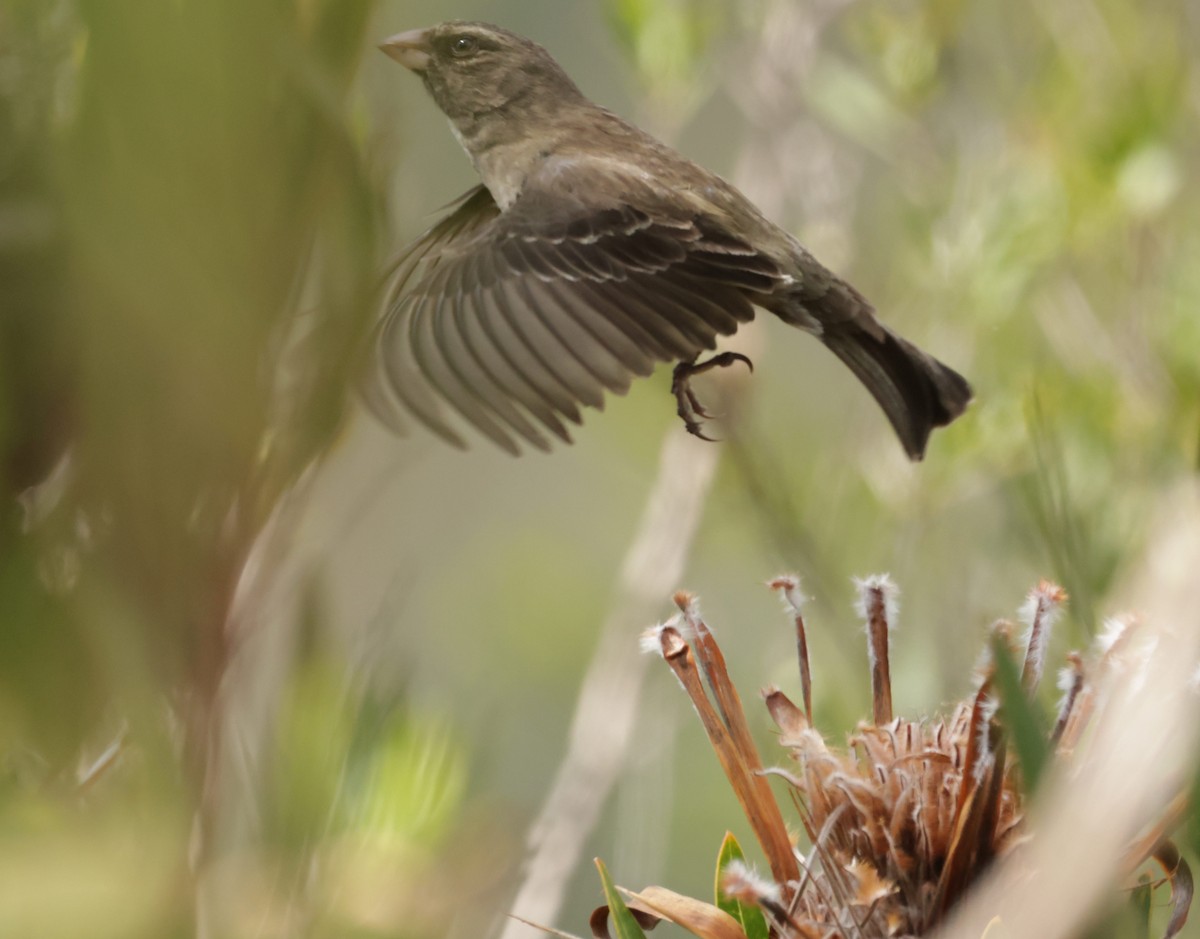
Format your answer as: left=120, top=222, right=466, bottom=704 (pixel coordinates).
left=444, top=114, right=536, bottom=210
left=474, top=153, right=531, bottom=210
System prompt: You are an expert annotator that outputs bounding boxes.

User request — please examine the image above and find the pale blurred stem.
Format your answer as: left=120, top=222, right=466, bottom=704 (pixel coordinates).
left=941, top=486, right=1200, bottom=939
left=498, top=430, right=721, bottom=938
left=722, top=0, right=861, bottom=608
left=191, top=454, right=323, bottom=939
left=192, top=461, right=337, bottom=939
left=188, top=475, right=281, bottom=842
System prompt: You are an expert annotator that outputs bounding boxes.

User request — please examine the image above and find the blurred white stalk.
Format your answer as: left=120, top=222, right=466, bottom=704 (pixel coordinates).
left=194, top=464, right=321, bottom=939
left=497, top=428, right=720, bottom=938
left=939, top=480, right=1200, bottom=939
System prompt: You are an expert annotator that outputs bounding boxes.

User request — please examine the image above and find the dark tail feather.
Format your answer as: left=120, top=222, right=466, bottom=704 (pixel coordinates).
left=821, top=324, right=972, bottom=460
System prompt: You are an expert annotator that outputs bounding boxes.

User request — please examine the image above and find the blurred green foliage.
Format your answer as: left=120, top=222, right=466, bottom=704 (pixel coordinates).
left=0, top=0, right=425, bottom=934
left=1, top=0, right=1198, bottom=936
left=604, top=0, right=724, bottom=114
left=695, top=0, right=1200, bottom=652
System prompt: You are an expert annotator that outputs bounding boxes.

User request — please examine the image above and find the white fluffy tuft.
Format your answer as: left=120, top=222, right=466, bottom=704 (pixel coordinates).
left=1097, top=616, right=1132, bottom=655
left=638, top=613, right=692, bottom=655
left=721, top=859, right=782, bottom=904
left=769, top=574, right=808, bottom=614
left=853, top=573, right=900, bottom=629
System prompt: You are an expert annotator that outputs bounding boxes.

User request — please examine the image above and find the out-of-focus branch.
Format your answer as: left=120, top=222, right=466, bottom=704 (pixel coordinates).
left=938, top=481, right=1200, bottom=939
left=497, top=429, right=721, bottom=939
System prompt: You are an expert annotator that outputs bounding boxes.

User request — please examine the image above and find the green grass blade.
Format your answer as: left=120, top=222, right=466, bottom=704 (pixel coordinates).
left=595, top=858, right=649, bottom=939
left=990, top=634, right=1050, bottom=793
left=714, top=832, right=768, bottom=939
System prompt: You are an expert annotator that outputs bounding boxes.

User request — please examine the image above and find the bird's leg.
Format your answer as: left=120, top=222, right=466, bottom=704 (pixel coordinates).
left=670, top=352, right=754, bottom=441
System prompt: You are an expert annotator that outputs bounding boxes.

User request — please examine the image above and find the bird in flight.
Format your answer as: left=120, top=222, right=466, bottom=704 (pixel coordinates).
left=368, top=21, right=972, bottom=459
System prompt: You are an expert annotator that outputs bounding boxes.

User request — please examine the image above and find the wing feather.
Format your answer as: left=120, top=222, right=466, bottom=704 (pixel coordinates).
left=374, top=295, right=466, bottom=446
left=471, top=283, right=579, bottom=436
left=519, top=277, right=638, bottom=392
left=413, top=286, right=522, bottom=454
left=444, top=286, right=553, bottom=450
left=482, top=281, right=591, bottom=420
left=369, top=178, right=786, bottom=452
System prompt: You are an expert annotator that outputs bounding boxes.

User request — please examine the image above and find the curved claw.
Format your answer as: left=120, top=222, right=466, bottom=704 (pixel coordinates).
left=686, top=389, right=715, bottom=421
left=670, top=351, right=754, bottom=442
left=684, top=421, right=720, bottom=442
left=687, top=351, right=755, bottom=377
left=720, top=350, right=748, bottom=372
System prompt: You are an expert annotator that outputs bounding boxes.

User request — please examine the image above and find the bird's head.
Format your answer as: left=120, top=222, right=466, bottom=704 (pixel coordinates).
left=379, top=22, right=585, bottom=131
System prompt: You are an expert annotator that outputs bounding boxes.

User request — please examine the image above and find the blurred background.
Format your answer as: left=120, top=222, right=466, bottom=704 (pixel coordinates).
left=2, top=0, right=1198, bottom=936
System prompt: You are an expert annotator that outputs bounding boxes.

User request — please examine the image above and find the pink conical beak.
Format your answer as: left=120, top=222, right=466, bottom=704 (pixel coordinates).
left=379, top=28, right=432, bottom=72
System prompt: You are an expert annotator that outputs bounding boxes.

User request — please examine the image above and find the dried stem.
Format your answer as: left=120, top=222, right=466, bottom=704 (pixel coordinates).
left=1021, top=581, right=1067, bottom=693
left=856, top=577, right=896, bottom=725
left=1050, top=652, right=1085, bottom=747
left=770, top=576, right=813, bottom=721
left=676, top=592, right=799, bottom=887
left=659, top=623, right=799, bottom=890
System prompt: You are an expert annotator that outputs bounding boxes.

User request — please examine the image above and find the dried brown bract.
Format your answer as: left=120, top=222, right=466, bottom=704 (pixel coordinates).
left=591, top=577, right=1191, bottom=939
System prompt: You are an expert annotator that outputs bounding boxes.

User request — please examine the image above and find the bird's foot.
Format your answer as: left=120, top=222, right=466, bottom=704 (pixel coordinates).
left=670, top=352, right=754, bottom=441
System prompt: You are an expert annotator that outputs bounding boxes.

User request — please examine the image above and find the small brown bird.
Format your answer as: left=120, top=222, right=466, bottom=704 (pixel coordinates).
left=370, top=22, right=971, bottom=459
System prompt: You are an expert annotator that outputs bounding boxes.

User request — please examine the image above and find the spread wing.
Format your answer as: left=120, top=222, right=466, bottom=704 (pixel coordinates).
left=366, top=181, right=788, bottom=454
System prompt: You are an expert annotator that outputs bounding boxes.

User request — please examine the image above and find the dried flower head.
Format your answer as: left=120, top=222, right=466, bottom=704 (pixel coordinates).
left=591, top=576, right=1192, bottom=939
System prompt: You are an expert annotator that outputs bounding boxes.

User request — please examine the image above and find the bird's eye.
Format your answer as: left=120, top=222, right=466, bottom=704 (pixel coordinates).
left=450, top=35, right=479, bottom=57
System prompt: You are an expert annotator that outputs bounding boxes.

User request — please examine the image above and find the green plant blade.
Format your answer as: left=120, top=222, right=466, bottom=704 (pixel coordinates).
left=714, top=832, right=769, bottom=939
left=595, top=858, right=649, bottom=939
left=990, top=633, right=1050, bottom=793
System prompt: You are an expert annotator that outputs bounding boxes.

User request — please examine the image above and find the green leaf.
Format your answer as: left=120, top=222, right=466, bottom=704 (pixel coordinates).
left=989, top=634, right=1051, bottom=794
left=602, top=0, right=723, bottom=98
left=595, top=858, right=649, bottom=939
left=714, top=833, right=769, bottom=939
left=348, top=712, right=466, bottom=849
